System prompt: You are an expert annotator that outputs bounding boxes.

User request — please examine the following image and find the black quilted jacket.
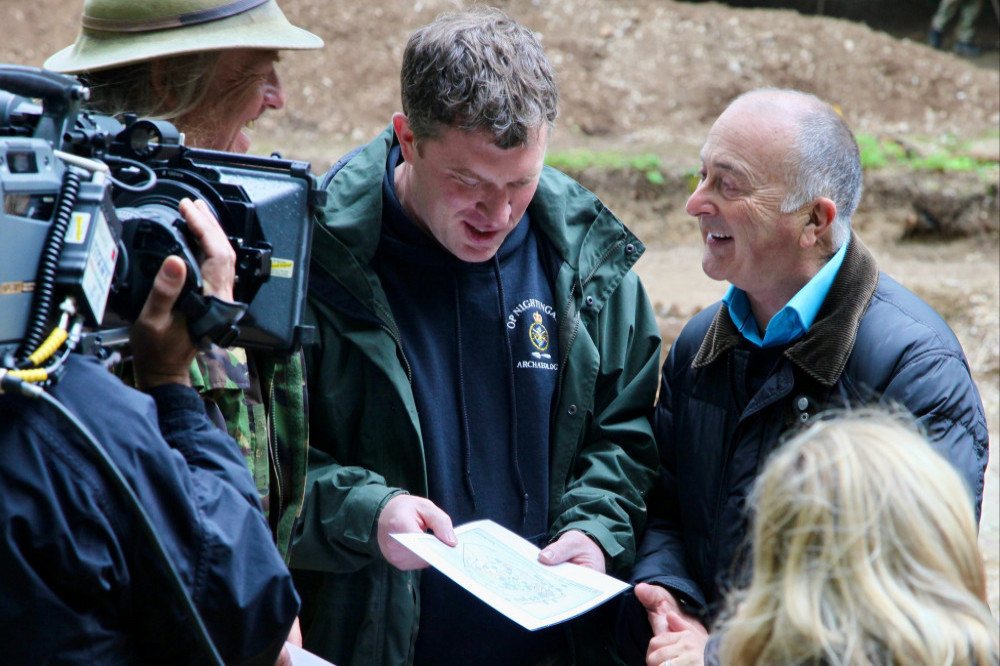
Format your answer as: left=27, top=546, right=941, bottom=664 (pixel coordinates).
left=616, top=233, right=988, bottom=660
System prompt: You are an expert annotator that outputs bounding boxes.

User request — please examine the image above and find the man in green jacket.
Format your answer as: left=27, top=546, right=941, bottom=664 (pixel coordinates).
left=290, top=8, right=660, bottom=665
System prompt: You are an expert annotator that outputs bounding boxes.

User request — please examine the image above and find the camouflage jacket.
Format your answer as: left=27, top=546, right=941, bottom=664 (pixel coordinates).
left=191, top=346, right=309, bottom=561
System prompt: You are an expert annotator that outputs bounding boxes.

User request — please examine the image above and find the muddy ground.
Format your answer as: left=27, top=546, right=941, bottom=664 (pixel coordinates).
left=4, top=0, right=999, bottom=615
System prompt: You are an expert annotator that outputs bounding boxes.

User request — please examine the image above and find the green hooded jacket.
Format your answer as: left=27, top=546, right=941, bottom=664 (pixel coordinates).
left=290, top=127, right=660, bottom=665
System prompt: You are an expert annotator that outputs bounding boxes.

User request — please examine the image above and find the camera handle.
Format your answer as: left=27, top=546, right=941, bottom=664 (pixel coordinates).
left=0, top=65, right=86, bottom=148
left=176, top=291, right=247, bottom=350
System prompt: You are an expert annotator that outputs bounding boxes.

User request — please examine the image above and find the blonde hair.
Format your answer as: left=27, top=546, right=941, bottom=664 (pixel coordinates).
left=79, top=51, right=222, bottom=126
left=718, top=411, right=998, bottom=666
left=78, top=49, right=274, bottom=149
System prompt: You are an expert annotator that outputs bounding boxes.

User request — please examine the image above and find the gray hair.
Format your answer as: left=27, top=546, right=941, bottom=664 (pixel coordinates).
left=778, top=93, right=863, bottom=250
left=400, top=7, right=559, bottom=149
left=79, top=51, right=221, bottom=124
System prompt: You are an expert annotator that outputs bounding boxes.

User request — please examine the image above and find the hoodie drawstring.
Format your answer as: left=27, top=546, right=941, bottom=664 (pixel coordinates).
left=452, top=274, right=477, bottom=510
left=492, top=256, right=529, bottom=529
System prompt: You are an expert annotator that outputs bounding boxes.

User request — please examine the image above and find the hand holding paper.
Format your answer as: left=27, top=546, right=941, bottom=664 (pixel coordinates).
left=378, top=495, right=457, bottom=570
left=538, top=529, right=607, bottom=573
left=391, top=520, right=630, bottom=631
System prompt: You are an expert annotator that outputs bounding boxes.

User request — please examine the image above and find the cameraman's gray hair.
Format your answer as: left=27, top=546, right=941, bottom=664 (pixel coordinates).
left=400, top=6, right=558, bottom=149
left=79, top=51, right=222, bottom=123
left=776, top=91, right=863, bottom=250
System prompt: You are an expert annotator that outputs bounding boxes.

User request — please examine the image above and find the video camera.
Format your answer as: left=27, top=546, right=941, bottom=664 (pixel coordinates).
left=0, top=65, right=322, bottom=383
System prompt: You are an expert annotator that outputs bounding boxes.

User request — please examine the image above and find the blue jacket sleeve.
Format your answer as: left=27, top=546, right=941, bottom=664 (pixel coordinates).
left=869, top=340, right=989, bottom=522
left=0, top=356, right=298, bottom=665
left=148, top=382, right=302, bottom=665
left=615, top=344, right=707, bottom=665
left=628, top=347, right=706, bottom=605
left=853, top=282, right=990, bottom=522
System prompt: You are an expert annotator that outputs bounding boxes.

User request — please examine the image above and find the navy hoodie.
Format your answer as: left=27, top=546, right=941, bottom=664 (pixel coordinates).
left=373, top=146, right=566, bottom=664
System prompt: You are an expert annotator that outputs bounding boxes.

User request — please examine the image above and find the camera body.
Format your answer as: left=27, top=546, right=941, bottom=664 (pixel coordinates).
left=1, top=135, right=113, bottom=353
left=0, top=65, right=322, bottom=366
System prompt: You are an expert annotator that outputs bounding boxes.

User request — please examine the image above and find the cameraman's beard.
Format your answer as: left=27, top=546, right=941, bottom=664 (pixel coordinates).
left=176, top=85, right=258, bottom=154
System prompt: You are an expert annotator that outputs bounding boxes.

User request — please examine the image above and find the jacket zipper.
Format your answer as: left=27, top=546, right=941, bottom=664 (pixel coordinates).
left=554, top=281, right=578, bottom=405
left=554, top=237, right=627, bottom=406
left=267, top=377, right=284, bottom=527
left=374, top=301, right=413, bottom=383
left=583, top=238, right=626, bottom=287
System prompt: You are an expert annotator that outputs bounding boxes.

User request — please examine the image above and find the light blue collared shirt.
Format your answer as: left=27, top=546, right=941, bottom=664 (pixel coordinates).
left=723, top=240, right=849, bottom=348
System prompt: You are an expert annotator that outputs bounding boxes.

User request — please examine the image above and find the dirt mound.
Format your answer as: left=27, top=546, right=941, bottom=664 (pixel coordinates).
left=273, top=0, right=1000, bottom=165
left=274, top=0, right=1000, bottom=168
left=10, top=0, right=996, bottom=168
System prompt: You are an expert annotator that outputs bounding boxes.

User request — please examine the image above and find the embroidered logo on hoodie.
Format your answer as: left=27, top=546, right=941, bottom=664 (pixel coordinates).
left=510, top=303, right=558, bottom=371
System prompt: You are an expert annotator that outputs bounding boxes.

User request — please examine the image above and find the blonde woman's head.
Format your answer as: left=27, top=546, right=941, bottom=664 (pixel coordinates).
left=719, top=410, right=997, bottom=666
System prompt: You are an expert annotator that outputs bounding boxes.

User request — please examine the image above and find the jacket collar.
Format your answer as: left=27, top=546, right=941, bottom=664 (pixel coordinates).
left=692, top=232, right=880, bottom=386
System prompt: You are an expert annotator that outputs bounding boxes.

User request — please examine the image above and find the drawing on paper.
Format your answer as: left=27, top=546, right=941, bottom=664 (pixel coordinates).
left=453, top=527, right=603, bottom=619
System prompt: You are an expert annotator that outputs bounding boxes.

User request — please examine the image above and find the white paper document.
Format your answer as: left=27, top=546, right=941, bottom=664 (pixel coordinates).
left=285, top=643, right=336, bottom=665
left=391, top=519, right=631, bottom=631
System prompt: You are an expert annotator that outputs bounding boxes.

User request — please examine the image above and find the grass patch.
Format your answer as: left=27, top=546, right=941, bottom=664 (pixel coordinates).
left=547, top=135, right=998, bottom=185
left=856, top=132, right=998, bottom=176
left=546, top=149, right=666, bottom=184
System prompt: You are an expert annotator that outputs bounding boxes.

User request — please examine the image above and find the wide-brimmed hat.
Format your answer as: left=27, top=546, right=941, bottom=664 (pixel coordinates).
left=45, top=0, right=323, bottom=73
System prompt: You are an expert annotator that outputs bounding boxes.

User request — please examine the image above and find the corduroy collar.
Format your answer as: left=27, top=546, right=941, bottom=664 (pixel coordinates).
left=692, top=232, right=880, bottom=387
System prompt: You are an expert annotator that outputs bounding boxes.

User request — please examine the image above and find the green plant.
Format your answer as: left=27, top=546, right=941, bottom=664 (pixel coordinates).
left=910, top=153, right=978, bottom=171
left=856, top=133, right=907, bottom=169
left=855, top=133, right=997, bottom=175
left=546, top=149, right=665, bottom=184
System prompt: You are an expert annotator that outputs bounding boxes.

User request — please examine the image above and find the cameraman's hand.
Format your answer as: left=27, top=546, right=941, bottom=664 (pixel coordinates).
left=179, top=198, right=235, bottom=302
left=131, top=255, right=193, bottom=388
left=131, top=199, right=235, bottom=389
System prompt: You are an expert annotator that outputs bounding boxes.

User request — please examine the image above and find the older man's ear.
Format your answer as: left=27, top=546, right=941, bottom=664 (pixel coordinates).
left=800, top=197, right=837, bottom=249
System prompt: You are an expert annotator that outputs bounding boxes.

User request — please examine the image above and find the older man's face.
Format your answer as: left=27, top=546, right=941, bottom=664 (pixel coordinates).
left=180, top=49, right=285, bottom=154
left=685, top=100, right=810, bottom=303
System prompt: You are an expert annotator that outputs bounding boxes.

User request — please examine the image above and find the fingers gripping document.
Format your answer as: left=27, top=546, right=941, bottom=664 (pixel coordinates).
left=391, top=519, right=630, bottom=631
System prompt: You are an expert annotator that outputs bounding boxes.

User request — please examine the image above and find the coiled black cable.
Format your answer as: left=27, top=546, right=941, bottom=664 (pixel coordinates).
left=17, top=167, right=82, bottom=365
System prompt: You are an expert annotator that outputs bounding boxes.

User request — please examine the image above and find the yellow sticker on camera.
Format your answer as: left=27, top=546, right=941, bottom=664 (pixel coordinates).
left=270, top=258, right=294, bottom=279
